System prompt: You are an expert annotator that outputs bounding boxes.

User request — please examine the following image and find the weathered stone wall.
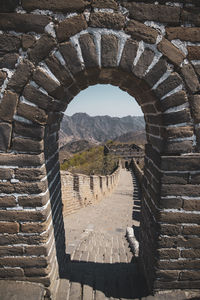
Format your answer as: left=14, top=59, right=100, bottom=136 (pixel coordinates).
left=61, top=167, right=120, bottom=216
left=0, top=0, right=200, bottom=297
left=130, top=159, right=143, bottom=189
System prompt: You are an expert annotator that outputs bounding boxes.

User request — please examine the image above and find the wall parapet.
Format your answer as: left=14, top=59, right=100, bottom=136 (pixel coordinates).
left=61, top=166, right=121, bottom=216
left=130, top=159, right=143, bottom=190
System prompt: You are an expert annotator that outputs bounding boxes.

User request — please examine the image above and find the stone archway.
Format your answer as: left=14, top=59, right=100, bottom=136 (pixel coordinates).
left=0, top=0, right=200, bottom=297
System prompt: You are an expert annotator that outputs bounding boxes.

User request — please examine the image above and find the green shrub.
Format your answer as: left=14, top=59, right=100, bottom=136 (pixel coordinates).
left=60, top=145, right=118, bottom=175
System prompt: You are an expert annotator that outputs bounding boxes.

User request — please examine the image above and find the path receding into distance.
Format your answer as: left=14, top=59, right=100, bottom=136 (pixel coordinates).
left=57, top=169, right=148, bottom=300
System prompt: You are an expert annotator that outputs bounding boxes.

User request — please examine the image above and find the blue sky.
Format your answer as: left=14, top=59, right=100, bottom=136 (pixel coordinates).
left=65, top=84, right=143, bottom=117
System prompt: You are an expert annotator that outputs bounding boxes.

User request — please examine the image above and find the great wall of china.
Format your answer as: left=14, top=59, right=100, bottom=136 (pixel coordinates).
left=0, top=0, right=200, bottom=298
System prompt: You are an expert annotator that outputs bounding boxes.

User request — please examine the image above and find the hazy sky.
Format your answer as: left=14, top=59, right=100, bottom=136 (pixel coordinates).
left=65, top=84, right=143, bottom=117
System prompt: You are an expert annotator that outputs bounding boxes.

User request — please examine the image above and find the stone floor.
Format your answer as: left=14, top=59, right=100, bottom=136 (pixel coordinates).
left=57, top=169, right=148, bottom=299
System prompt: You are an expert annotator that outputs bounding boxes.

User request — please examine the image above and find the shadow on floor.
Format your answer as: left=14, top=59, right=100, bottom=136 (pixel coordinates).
left=60, top=259, right=149, bottom=299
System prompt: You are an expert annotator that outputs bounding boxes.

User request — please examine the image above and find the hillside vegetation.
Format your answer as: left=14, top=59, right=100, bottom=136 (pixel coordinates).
left=60, top=145, right=119, bottom=175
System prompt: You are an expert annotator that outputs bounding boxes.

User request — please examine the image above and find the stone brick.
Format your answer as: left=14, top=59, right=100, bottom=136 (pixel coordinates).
left=181, top=8, right=200, bottom=26
left=32, top=68, right=65, bottom=100
left=160, top=224, right=181, bottom=236
left=25, top=245, right=48, bottom=256
left=179, top=237, right=200, bottom=250
left=161, top=155, right=200, bottom=172
left=0, top=34, right=21, bottom=55
left=158, top=38, right=185, bottom=66
left=23, top=84, right=54, bottom=111
left=89, top=12, right=125, bottom=30
left=132, top=48, right=154, bottom=79
left=18, top=194, right=49, bottom=207
left=0, top=168, right=14, bottom=180
left=160, top=91, right=188, bottom=112
left=22, top=35, right=36, bottom=50
left=157, top=259, right=200, bottom=270
left=163, top=126, right=193, bottom=140
left=56, top=15, right=88, bottom=43
left=79, top=34, right=99, bottom=68
left=180, top=64, right=200, bottom=94
left=119, top=39, right=138, bottom=72
left=0, top=153, right=44, bottom=168
left=0, top=13, right=50, bottom=33
left=0, top=197, right=16, bottom=209
left=15, top=167, right=46, bottom=182
left=0, top=232, right=48, bottom=246
left=181, top=249, right=200, bottom=259
left=8, top=60, right=33, bottom=93
left=0, top=222, right=19, bottom=234
left=190, top=173, right=200, bottom=184
left=0, top=91, right=18, bottom=123
left=158, top=249, right=180, bottom=260
left=12, top=137, right=44, bottom=153
left=59, top=42, right=82, bottom=75
left=125, top=20, right=158, bottom=44
left=161, top=211, right=200, bottom=224
left=28, top=35, right=56, bottom=64
left=187, top=46, right=200, bottom=61
left=160, top=197, right=183, bottom=209
left=0, top=53, right=19, bottom=69
left=154, top=280, right=200, bottom=290
left=183, top=199, right=200, bottom=211
left=0, top=246, right=24, bottom=256
left=154, top=73, right=183, bottom=99
left=0, top=267, right=24, bottom=278
left=155, top=270, right=179, bottom=282
left=195, top=128, right=200, bottom=152
left=21, top=218, right=51, bottom=233
left=0, top=123, right=12, bottom=152
left=98, top=68, right=113, bottom=84
left=24, top=267, right=50, bottom=277
left=183, top=225, right=200, bottom=235
left=0, top=0, right=19, bottom=12
left=22, top=0, right=87, bottom=12
left=0, top=257, right=48, bottom=268
left=0, top=71, right=6, bottom=86
left=122, top=2, right=180, bottom=24
left=45, top=55, right=73, bottom=86
left=0, top=207, right=50, bottom=223
left=85, top=68, right=101, bottom=85
left=190, top=95, right=200, bottom=123
left=14, top=121, right=44, bottom=141
left=158, top=236, right=181, bottom=248
left=0, top=180, right=47, bottom=195
left=166, top=27, right=200, bottom=43
left=92, top=0, right=117, bottom=9
left=161, top=184, right=200, bottom=197
left=47, top=112, right=63, bottom=125
left=164, top=140, right=193, bottom=154
left=17, top=103, right=48, bottom=125
left=67, top=84, right=80, bottom=98
left=161, top=172, right=188, bottom=184
left=163, top=109, right=191, bottom=125
left=180, top=271, right=200, bottom=281
left=194, top=65, right=200, bottom=78
left=144, top=59, right=167, bottom=88
left=101, top=35, right=118, bottom=68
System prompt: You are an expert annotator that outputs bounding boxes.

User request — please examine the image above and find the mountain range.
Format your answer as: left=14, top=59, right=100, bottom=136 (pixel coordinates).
left=59, top=113, right=146, bottom=146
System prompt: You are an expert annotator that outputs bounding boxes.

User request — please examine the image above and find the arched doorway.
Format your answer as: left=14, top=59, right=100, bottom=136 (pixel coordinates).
left=0, top=2, right=200, bottom=297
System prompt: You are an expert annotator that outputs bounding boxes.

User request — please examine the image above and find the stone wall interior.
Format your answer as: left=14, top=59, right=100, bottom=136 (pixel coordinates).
left=0, top=0, right=200, bottom=297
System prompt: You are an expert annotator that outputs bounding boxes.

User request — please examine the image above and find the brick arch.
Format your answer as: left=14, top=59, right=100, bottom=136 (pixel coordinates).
left=0, top=1, right=200, bottom=298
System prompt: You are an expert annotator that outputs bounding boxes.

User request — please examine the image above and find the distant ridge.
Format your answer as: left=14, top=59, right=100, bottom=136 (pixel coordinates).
left=60, top=113, right=146, bottom=146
